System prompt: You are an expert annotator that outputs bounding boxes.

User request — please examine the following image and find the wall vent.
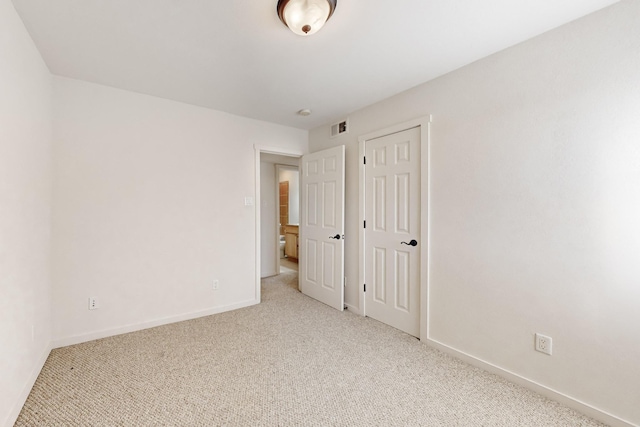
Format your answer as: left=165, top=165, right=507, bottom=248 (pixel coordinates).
left=330, top=119, right=349, bottom=138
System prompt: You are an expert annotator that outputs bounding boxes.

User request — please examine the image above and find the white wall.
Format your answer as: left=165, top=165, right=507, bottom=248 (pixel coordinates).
left=309, top=1, right=640, bottom=426
left=260, top=161, right=278, bottom=278
left=51, top=77, right=307, bottom=346
left=0, top=1, right=53, bottom=425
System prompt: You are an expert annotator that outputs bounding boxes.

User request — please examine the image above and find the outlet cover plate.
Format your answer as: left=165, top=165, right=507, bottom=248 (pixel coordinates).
left=535, top=333, right=552, bottom=355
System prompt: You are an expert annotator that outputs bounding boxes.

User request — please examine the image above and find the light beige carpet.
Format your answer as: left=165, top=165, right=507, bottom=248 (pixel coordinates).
left=16, top=272, right=606, bottom=426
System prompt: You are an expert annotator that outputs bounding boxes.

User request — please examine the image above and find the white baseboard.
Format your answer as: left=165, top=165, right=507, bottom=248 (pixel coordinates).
left=3, top=343, right=52, bottom=427
left=425, top=338, right=636, bottom=427
left=261, top=270, right=278, bottom=278
left=11, top=306, right=634, bottom=427
left=52, top=299, right=260, bottom=349
left=344, top=303, right=363, bottom=316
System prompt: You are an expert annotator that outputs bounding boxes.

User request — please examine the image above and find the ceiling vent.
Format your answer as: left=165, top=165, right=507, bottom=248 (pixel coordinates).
left=330, top=119, right=349, bottom=138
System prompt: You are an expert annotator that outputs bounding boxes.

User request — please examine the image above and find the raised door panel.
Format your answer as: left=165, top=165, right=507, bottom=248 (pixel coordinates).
left=299, top=145, right=345, bottom=311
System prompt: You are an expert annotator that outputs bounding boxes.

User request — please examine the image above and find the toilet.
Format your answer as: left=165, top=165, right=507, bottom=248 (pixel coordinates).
left=279, top=235, right=285, bottom=258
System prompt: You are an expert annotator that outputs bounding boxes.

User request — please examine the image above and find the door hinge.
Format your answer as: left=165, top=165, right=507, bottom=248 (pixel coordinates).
left=364, top=284, right=366, bottom=292
left=363, top=156, right=366, bottom=165
left=364, top=220, right=366, bottom=229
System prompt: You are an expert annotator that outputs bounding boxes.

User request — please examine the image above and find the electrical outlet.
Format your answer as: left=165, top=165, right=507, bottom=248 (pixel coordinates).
left=213, top=280, right=219, bottom=290
left=535, top=333, right=552, bottom=355
left=88, top=297, right=99, bottom=310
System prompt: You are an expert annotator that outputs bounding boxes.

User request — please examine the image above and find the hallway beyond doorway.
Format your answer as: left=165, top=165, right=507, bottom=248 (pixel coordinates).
left=280, top=257, right=298, bottom=274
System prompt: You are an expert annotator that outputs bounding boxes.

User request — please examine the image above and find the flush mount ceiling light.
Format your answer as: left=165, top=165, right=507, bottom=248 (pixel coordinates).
left=277, top=0, right=337, bottom=36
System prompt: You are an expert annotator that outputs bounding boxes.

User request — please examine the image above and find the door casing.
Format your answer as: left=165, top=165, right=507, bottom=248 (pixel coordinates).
left=358, top=116, right=432, bottom=341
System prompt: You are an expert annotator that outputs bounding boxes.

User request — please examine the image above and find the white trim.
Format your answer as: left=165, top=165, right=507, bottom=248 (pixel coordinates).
left=425, top=338, right=636, bottom=427
left=255, top=145, right=304, bottom=157
left=358, top=140, right=366, bottom=315
left=255, top=148, right=262, bottom=300
left=52, top=299, right=259, bottom=349
left=421, top=117, right=432, bottom=342
left=4, top=343, right=52, bottom=427
left=358, top=115, right=432, bottom=341
left=275, top=165, right=283, bottom=276
left=344, top=303, right=363, bottom=316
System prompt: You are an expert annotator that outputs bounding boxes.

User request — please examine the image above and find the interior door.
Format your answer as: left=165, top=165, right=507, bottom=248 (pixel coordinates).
left=365, top=127, right=421, bottom=337
left=300, top=145, right=345, bottom=311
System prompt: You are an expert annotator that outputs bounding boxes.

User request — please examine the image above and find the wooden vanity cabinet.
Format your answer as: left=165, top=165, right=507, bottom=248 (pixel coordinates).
left=284, top=224, right=299, bottom=261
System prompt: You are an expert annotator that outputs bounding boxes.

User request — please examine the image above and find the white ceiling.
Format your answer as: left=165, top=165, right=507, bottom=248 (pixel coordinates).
left=13, top=0, right=619, bottom=130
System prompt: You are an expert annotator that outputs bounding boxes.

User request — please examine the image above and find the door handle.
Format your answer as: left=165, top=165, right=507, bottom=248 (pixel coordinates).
left=329, top=234, right=342, bottom=240
left=401, top=239, right=418, bottom=247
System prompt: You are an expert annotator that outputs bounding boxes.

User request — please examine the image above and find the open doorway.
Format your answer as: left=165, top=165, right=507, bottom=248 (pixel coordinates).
left=256, top=145, right=345, bottom=311
left=259, top=152, right=300, bottom=279
left=277, top=165, right=300, bottom=274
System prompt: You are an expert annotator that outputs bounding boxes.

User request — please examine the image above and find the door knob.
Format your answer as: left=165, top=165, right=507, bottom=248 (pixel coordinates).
left=401, top=239, right=418, bottom=247
left=329, top=234, right=342, bottom=240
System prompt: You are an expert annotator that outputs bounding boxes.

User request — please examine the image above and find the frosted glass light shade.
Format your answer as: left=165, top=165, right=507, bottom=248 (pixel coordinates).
left=277, top=0, right=337, bottom=36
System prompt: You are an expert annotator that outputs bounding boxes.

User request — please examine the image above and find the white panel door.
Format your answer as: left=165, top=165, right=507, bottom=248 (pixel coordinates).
left=365, top=127, right=420, bottom=336
left=300, top=145, right=345, bottom=311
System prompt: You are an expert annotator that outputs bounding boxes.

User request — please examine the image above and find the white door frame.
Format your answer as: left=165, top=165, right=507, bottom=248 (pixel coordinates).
left=358, top=115, right=432, bottom=341
left=255, top=145, right=303, bottom=302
